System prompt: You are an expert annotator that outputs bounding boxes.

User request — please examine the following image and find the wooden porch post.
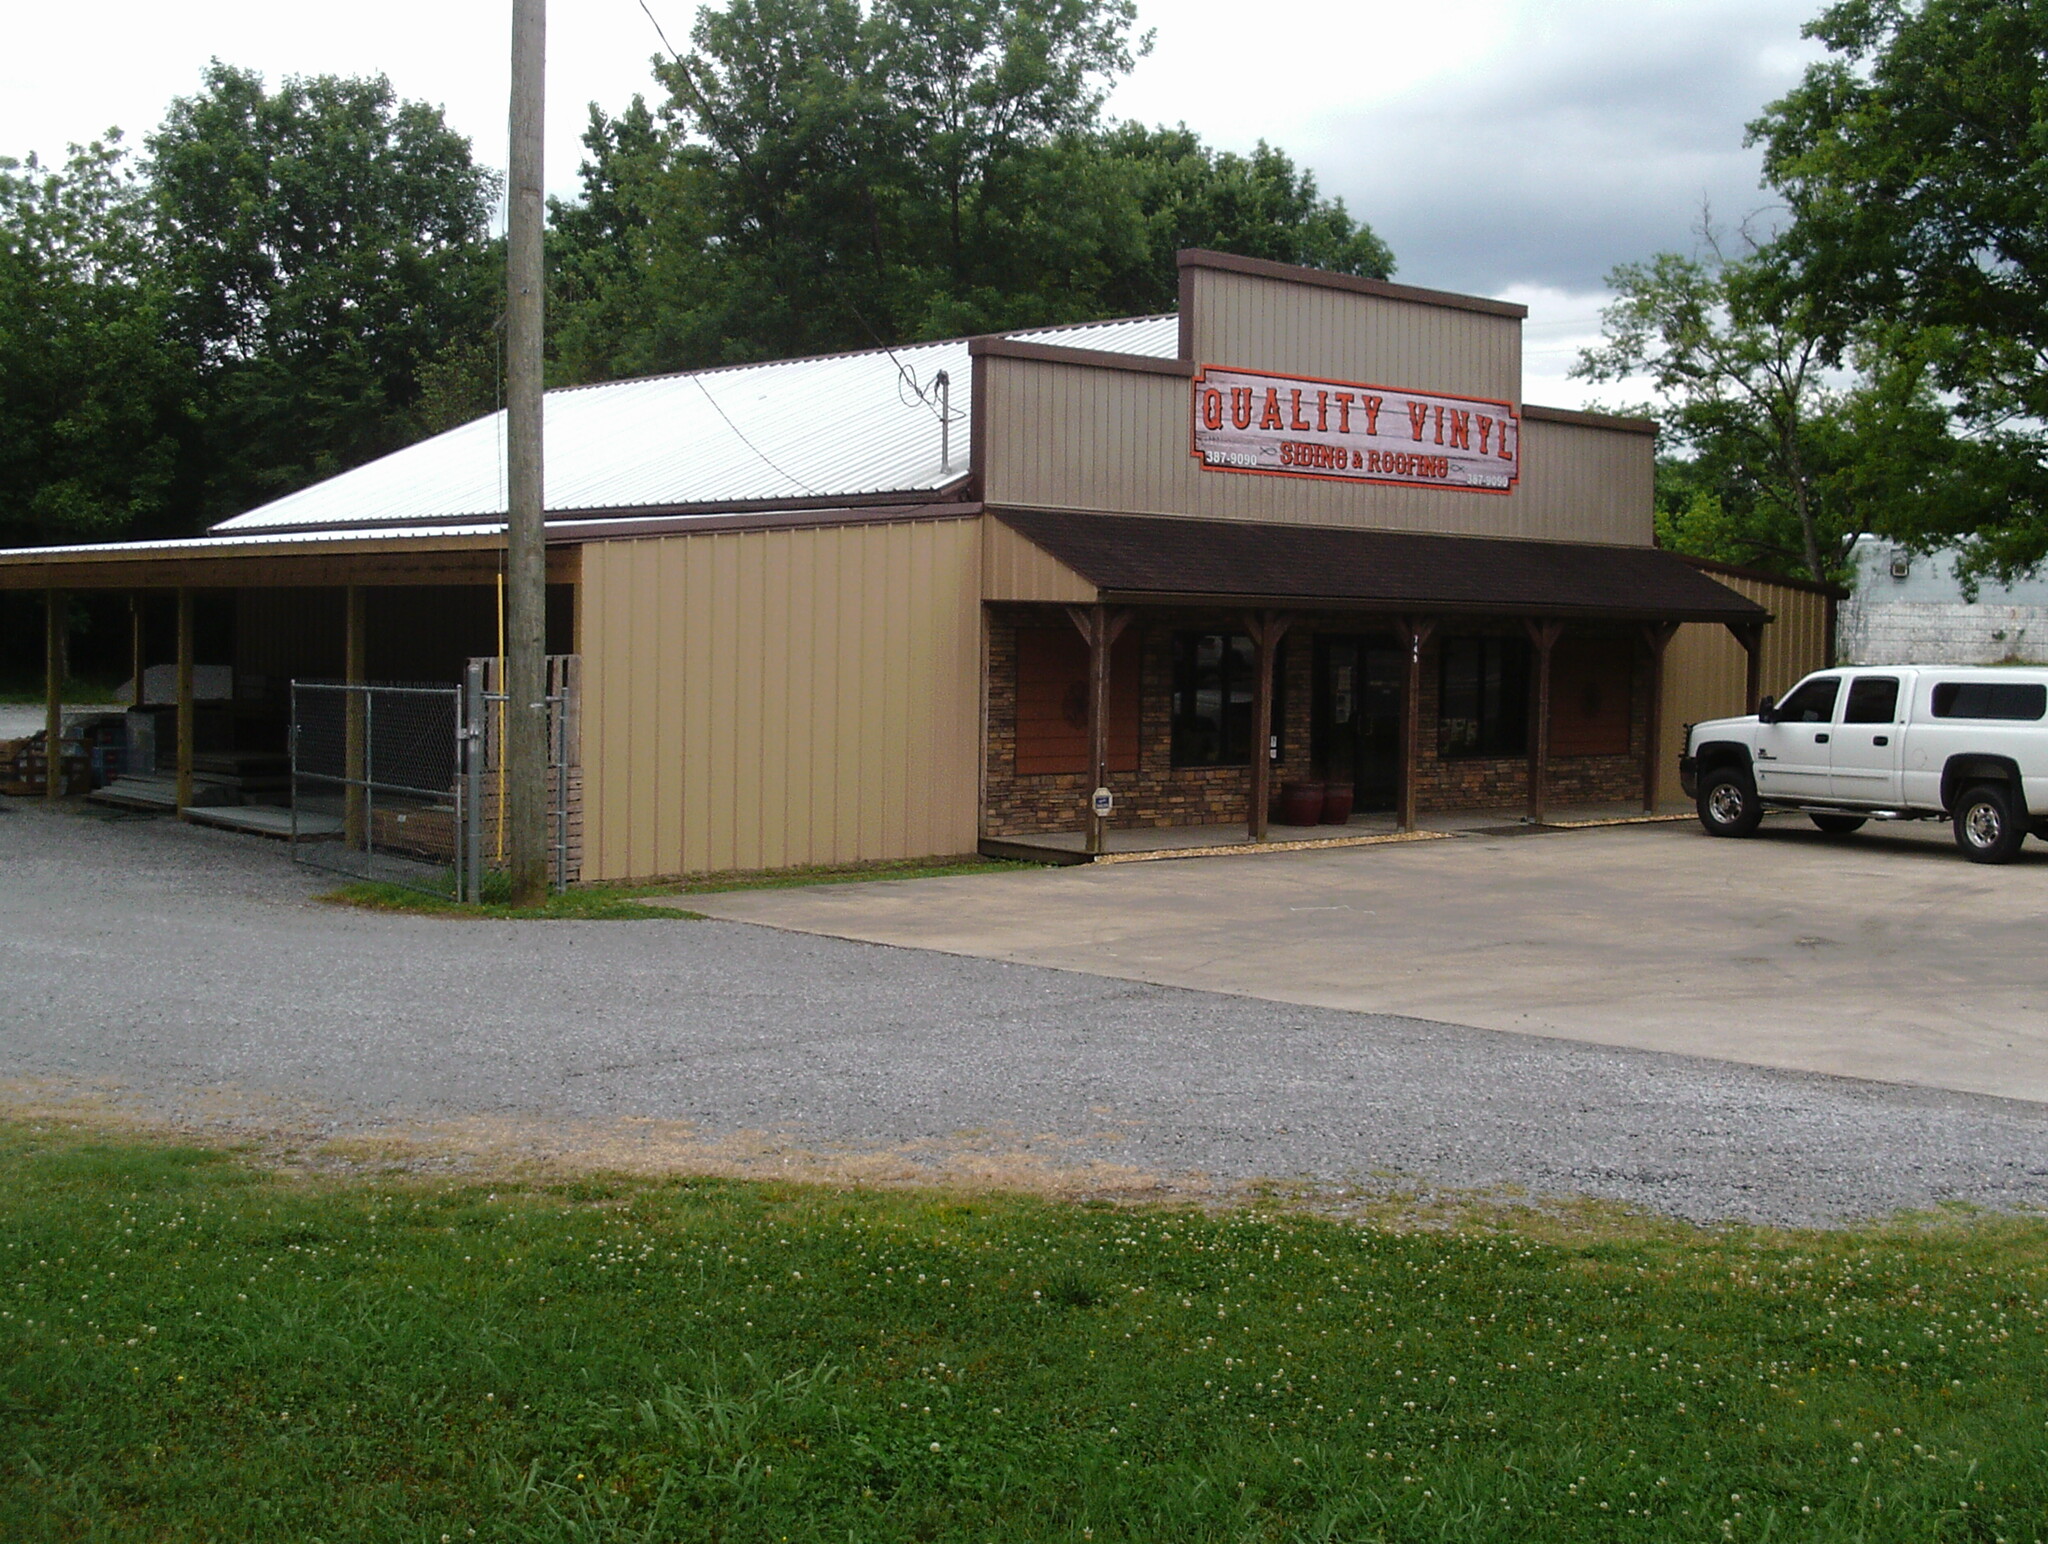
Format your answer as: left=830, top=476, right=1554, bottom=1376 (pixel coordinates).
left=1066, top=604, right=1132, bottom=856
left=174, top=587, right=194, bottom=816
left=1523, top=619, right=1563, bottom=825
left=1640, top=621, right=1680, bottom=813
left=344, top=585, right=367, bottom=849
left=1244, top=611, right=1292, bottom=842
left=43, top=590, right=64, bottom=803
left=1396, top=616, right=1437, bottom=831
left=1728, top=620, right=1764, bottom=714
left=129, top=595, right=146, bottom=710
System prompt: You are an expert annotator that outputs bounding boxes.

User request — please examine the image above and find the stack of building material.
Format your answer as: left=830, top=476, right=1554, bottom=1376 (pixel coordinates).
left=1, top=731, right=92, bottom=797
left=90, top=771, right=242, bottom=811
left=191, top=750, right=291, bottom=802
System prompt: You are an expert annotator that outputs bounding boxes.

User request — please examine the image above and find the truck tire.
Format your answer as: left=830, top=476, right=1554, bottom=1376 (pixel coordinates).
left=1953, top=782, right=2026, bottom=864
left=1809, top=814, right=1866, bottom=835
left=1698, top=768, right=1762, bottom=838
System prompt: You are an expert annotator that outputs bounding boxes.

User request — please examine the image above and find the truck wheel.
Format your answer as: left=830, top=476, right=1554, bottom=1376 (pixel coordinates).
left=1809, top=814, right=1866, bottom=835
left=1953, top=783, right=2026, bottom=864
left=1698, top=769, right=1762, bottom=838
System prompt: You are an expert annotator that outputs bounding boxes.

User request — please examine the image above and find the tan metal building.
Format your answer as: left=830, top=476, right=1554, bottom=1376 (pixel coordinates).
left=1, top=251, right=1833, bottom=878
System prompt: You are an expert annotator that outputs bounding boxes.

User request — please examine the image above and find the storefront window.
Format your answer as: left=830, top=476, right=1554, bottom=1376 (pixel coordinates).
left=1171, top=632, right=1284, bottom=766
left=1438, top=636, right=1529, bottom=758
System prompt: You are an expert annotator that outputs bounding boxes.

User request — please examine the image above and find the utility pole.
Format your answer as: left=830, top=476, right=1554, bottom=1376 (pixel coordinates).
left=505, top=0, right=550, bottom=905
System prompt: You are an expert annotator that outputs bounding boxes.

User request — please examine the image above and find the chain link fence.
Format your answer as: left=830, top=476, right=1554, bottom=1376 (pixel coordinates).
left=290, top=655, right=579, bottom=899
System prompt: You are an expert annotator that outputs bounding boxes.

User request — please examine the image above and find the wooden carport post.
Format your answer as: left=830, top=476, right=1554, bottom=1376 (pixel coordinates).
left=43, top=589, right=64, bottom=803
left=1639, top=621, right=1680, bottom=813
left=1396, top=616, right=1437, bottom=831
left=1065, top=603, right=1132, bottom=856
left=1243, top=611, right=1292, bottom=842
left=129, top=595, right=146, bottom=711
left=1523, top=619, right=1564, bottom=825
left=1728, top=620, right=1764, bottom=714
left=174, top=588, right=194, bottom=817
left=343, top=585, right=367, bottom=849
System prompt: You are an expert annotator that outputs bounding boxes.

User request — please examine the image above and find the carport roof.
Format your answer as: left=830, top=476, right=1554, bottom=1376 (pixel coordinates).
left=992, top=508, right=1771, bottom=622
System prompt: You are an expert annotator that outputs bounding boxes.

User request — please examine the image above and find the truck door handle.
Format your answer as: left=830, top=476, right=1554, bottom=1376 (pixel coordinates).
left=1873, top=735, right=1889, bottom=746
left=1815, top=733, right=1830, bottom=743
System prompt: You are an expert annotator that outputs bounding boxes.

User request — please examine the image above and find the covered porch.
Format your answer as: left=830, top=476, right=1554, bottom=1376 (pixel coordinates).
left=981, top=510, right=1773, bottom=858
left=0, top=528, right=576, bottom=820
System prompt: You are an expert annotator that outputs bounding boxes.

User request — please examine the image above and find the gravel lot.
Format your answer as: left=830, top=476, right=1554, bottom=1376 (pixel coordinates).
left=2, top=801, right=2045, bottom=1226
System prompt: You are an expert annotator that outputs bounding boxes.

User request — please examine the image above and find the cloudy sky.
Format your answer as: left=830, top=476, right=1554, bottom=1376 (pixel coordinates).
left=1, top=0, right=1825, bottom=407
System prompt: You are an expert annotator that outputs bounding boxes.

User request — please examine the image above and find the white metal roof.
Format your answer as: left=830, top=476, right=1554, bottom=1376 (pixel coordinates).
left=209, top=314, right=1179, bottom=535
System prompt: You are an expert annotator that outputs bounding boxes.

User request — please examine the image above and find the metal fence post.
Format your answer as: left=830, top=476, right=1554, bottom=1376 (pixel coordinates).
left=289, top=688, right=300, bottom=860
left=465, top=662, right=486, bottom=904
left=551, top=685, right=567, bottom=894
left=362, top=688, right=375, bottom=861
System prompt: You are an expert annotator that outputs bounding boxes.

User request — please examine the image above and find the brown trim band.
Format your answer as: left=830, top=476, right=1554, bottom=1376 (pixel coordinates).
left=967, top=336, right=1195, bottom=377
left=1522, top=403, right=1657, bottom=436
left=1176, top=249, right=1529, bottom=320
left=1677, top=554, right=1850, bottom=599
left=1092, top=589, right=1773, bottom=625
left=546, top=503, right=984, bottom=544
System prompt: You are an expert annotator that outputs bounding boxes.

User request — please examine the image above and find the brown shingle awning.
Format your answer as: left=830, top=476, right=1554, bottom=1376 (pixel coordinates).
left=992, top=508, right=1769, bottom=623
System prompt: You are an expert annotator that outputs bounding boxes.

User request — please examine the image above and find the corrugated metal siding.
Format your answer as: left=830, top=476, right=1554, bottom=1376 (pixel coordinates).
left=579, top=517, right=983, bottom=879
left=1516, top=418, right=1653, bottom=548
left=1662, top=571, right=1835, bottom=783
left=981, top=519, right=1098, bottom=602
left=1187, top=269, right=1520, bottom=404
left=980, top=358, right=1649, bottom=545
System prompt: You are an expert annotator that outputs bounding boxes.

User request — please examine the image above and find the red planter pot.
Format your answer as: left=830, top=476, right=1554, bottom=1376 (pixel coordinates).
left=1279, top=780, right=1325, bottom=826
left=1320, top=782, right=1355, bottom=824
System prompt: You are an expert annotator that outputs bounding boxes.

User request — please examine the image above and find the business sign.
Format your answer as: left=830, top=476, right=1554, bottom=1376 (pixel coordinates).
left=1190, top=365, right=1518, bottom=494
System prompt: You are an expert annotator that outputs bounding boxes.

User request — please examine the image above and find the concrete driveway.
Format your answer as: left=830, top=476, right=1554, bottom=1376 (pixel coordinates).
left=690, top=817, right=2048, bottom=1104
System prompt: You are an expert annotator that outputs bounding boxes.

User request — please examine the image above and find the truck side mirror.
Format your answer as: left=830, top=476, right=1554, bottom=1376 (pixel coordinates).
left=1756, top=695, right=1777, bottom=724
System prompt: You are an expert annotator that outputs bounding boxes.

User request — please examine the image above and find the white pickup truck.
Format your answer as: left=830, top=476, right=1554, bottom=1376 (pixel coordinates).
left=1680, top=665, right=2048, bottom=863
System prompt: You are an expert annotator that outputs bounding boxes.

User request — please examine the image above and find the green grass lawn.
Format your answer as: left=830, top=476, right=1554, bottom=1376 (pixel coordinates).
left=3, top=1121, right=2044, bottom=1542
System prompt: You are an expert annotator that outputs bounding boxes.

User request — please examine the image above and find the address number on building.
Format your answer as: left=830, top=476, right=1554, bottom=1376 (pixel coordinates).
left=1191, top=365, right=1518, bottom=493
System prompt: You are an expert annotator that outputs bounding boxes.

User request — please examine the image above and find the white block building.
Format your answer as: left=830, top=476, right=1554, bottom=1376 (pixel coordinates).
left=1841, top=538, right=2048, bottom=666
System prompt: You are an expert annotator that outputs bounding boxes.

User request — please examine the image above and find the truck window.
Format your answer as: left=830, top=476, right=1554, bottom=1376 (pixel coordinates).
left=1930, top=681, right=2047, bottom=721
left=1843, top=676, right=1900, bottom=724
left=1775, top=676, right=1840, bottom=724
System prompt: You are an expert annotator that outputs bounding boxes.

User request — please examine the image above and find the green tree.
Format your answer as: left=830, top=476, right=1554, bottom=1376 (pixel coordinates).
left=1752, top=0, right=2048, bottom=581
left=0, top=136, right=185, bottom=548
left=147, top=61, right=502, bottom=522
left=1575, top=233, right=1959, bottom=585
left=1090, top=124, right=1392, bottom=316
left=548, top=0, right=1392, bottom=382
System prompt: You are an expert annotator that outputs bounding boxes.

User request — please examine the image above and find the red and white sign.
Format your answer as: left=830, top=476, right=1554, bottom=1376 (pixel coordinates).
left=1190, top=366, right=1518, bottom=494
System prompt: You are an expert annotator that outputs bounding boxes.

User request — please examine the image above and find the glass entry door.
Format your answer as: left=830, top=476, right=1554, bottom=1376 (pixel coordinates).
left=1313, top=637, right=1404, bottom=812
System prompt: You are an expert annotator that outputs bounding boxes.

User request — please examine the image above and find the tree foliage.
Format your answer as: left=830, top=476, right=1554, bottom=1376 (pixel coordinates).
left=1750, top=0, right=2048, bottom=581
left=0, top=64, right=502, bottom=547
left=3, top=12, right=1390, bottom=550
left=147, top=62, right=503, bottom=522
left=1576, top=231, right=1970, bottom=585
left=0, top=138, right=184, bottom=548
left=548, top=0, right=1391, bottom=382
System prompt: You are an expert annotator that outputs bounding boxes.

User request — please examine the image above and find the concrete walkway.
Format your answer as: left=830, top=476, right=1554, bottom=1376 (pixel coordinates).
left=687, top=816, right=2048, bottom=1105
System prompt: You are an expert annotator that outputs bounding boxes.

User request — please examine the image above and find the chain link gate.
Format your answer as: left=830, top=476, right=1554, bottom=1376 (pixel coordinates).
left=290, top=655, right=579, bottom=899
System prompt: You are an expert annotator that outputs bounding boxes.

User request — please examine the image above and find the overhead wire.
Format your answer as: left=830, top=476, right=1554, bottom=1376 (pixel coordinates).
left=691, top=374, right=820, bottom=494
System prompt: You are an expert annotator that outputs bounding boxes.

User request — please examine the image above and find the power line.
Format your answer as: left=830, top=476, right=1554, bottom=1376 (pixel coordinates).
left=691, top=373, right=819, bottom=495
left=634, top=0, right=684, bottom=64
